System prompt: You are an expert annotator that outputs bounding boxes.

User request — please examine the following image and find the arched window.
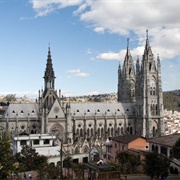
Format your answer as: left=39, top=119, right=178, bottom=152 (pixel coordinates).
left=118, top=127, right=120, bottom=135
left=150, top=78, right=156, bottom=95
left=108, top=128, right=110, bottom=136
left=153, top=126, right=156, bottom=137
left=76, top=129, right=79, bottom=137
left=80, top=128, right=83, bottom=137
left=98, top=128, right=100, bottom=137
left=150, top=87, right=153, bottom=95
left=91, top=128, right=93, bottom=136
left=121, top=127, right=124, bottom=134
left=111, top=128, right=114, bottom=136
left=127, top=127, right=129, bottom=133
left=155, top=105, right=158, bottom=115
left=101, top=128, right=104, bottom=137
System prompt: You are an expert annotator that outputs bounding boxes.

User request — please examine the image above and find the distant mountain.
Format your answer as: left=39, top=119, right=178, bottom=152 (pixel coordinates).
left=0, top=90, right=180, bottom=114
left=163, top=90, right=180, bottom=112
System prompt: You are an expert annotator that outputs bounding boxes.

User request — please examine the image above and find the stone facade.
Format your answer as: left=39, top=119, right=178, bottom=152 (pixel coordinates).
left=118, top=31, right=164, bottom=137
left=0, top=31, right=164, bottom=162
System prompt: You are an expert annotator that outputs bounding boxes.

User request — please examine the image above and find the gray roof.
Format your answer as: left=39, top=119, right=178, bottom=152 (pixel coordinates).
left=70, top=102, right=135, bottom=117
left=1, top=102, right=135, bottom=119
left=111, top=134, right=143, bottom=144
left=148, top=133, right=180, bottom=147
left=2, top=103, right=39, bottom=119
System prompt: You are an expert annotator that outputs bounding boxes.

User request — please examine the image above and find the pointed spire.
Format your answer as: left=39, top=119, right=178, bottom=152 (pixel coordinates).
left=143, top=29, right=153, bottom=63
left=145, top=29, right=150, bottom=51
left=44, top=45, right=55, bottom=90
left=47, top=44, right=52, bottom=62
left=127, top=38, right=129, bottom=50
left=126, top=38, right=130, bottom=57
left=124, top=37, right=133, bottom=65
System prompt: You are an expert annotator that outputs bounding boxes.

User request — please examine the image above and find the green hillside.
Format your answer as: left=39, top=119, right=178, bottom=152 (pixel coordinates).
left=163, top=90, right=180, bottom=112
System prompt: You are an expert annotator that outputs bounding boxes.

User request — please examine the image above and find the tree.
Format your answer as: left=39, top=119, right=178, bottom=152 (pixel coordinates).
left=172, top=138, right=180, bottom=160
left=36, top=155, right=49, bottom=180
left=72, top=163, right=85, bottom=180
left=15, top=145, right=48, bottom=172
left=0, top=133, right=15, bottom=179
left=3, top=94, right=16, bottom=103
left=116, top=151, right=140, bottom=174
left=45, top=163, right=59, bottom=180
left=143, top=152, right=170, bottom=179
left=63, top=156, right=73, bottom=179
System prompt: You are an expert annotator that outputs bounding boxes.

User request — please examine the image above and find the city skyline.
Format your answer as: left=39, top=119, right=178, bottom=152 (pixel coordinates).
left=0, top=0, right=180, bottom=99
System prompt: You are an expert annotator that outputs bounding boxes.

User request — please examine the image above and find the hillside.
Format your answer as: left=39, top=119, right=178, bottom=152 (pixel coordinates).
left=0, top=90, right=180, bottom=115
left=163, top=90, right=180, bottom=112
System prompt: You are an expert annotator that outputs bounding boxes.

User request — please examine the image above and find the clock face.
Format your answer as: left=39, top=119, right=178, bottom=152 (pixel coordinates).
left=54, top=107, right=60, bottom=113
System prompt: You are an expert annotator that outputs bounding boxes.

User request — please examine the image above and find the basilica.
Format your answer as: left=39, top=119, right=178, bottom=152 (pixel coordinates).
left=0, top=31, right=164, bottom=163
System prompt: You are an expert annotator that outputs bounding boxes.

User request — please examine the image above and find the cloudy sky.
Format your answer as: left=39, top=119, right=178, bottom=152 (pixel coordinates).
left=0, top=0, right=180, bottom=99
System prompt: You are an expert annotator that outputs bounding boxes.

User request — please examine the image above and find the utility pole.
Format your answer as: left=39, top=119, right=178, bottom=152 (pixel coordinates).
left=56, top=135, right=63, bottom=180
left=60, top=141, right=63, bottom=180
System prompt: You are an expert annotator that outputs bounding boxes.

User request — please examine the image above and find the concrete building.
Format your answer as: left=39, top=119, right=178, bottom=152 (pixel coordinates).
left=0, top=31, right=164, bottom=163
left=106, top=134, right=149, bottom=163
left=148, top=133, right=180, bottom=174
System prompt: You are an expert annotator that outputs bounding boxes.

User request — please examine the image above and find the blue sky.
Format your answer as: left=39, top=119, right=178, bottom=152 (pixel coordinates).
left=0, top=0, right=180, bottom=99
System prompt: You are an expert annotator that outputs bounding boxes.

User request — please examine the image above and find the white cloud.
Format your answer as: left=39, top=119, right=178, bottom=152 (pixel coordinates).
left=29, top=0, right=180, bottom=60
left=97, top=51, right=122, bottom=61
left=75, top=72, right=89, bottom=77
left=29, top=0, right=83, bottom=17
left=97, top=46, right=144, bottom=61
left=67, top=69, right=89, bottom=77
left=67, top=69, right=80, bottom=73
left=94, top=27, right=104, bottom=34
left=77, top=0, right=180, bottom=60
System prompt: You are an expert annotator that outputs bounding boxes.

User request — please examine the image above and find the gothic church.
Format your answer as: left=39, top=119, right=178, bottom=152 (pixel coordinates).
left=0, top=31, right=164, bottom=159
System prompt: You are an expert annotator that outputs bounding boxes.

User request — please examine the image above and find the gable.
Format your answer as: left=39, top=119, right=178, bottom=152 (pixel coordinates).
left=48, top=99, right=65, bottom=118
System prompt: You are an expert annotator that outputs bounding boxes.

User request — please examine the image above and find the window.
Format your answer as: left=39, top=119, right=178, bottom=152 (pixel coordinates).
left=115, top=143, right=117, bottom=148
left=20, top=140, right=26, bottom=146
left=44, top=139, right=50, bottom=144
left=33, top=140, right=39, bottom=145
